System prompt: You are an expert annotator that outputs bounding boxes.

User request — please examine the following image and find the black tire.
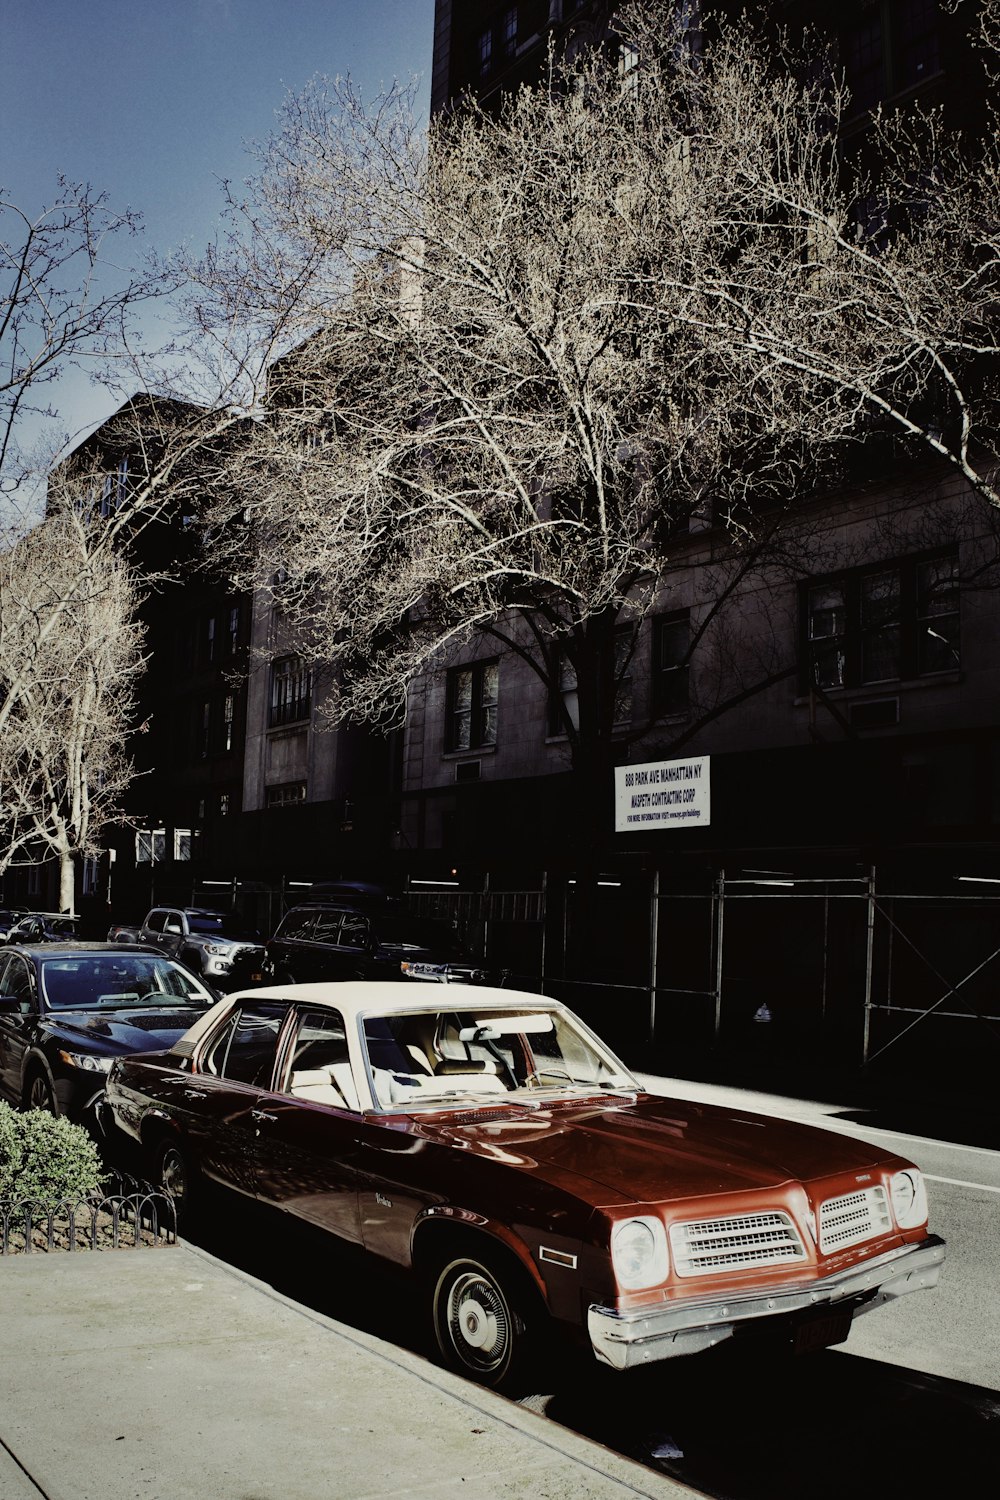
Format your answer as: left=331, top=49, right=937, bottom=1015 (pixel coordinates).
left=23, top=1069, right=56, bottom=1115
left=154, top=1136, right=199, bottom=1229
left=431, top=1251, right=536, bottom=1391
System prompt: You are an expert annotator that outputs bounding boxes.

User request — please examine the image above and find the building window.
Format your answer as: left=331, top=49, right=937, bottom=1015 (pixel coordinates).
left=447, top=660, right=498, bottom=751
left=174, top=829, right=193, bottom=861
left=82, top=856, right=99, bottom=896
left=804, top=551, right=959, bottom=691
left=100, top=473, right=115, bottom=518
left=503, top=7, right=518, bottom=56
left=136, top=829, right=166, bottom=864
left=269, top=656, right=312, bottom=727
left=206, top=616, right=216, bottom=663
left=266, top=781, right=308, bottom=808
left=550, top=652, right=579, bottom=735
left=612, top=630, right=633, bottom=724
left=841, top=1, right=941, bottom=116
left=893, top=0, right=941, bottom=92
left=478, top=26, right=493, bottom=75
left=219, top=793, right=230, bottom=818
left=223, top=694, right=235, bottom=752
left=227, top=605, right=240, bottom=656
left=549, top=634, right=633, bottom=736
left=198, top=701, right=211, bottom=758
left=653, top=611, right=690, bottom=715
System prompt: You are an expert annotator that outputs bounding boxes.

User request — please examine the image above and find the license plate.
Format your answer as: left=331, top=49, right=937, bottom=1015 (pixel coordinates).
left=794, top=1308, right=854, bottom=1354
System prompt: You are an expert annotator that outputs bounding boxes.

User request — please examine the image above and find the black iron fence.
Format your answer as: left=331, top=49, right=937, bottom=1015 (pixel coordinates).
left=0, top=1172, right=177, bottom=1255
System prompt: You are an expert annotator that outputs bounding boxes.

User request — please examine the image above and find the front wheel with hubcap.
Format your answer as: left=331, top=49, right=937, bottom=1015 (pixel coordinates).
left=431, top=1253, right=533, bottom=1390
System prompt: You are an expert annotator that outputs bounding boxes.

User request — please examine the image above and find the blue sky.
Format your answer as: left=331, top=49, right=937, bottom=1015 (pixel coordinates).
left=2, top=0, right=436, bottom=455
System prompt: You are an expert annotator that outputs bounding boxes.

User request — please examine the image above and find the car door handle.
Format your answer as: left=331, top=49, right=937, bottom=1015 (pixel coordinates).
left=252, top=1109, right=277, bottom=1123
left=183, top=1088, right=208, bottom=1099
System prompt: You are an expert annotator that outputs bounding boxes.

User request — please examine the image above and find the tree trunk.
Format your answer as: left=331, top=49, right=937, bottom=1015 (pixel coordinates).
left=59, top=849, right=76, bottom=915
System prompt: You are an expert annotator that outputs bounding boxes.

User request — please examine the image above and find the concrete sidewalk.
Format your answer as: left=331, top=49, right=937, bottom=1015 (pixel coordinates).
left=0, top=1242, right=694, bottom=1500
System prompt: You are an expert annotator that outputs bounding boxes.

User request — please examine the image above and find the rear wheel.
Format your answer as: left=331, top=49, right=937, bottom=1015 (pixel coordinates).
left=431, top=1251, right=536, bottom=1391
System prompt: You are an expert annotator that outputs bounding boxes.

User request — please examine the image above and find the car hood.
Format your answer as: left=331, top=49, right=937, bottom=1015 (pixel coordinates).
left=428, top=1093, right=894, bottom=1206
left=42, top=1008, right=205, bottom=1056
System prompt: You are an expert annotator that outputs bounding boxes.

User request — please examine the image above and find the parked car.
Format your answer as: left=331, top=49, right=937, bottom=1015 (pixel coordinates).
left=106, top=921, right=142, bottom=944
left=0, top=910, right=25, bottom=945
left=137, top=907, right=267, bottom=988
left=7, top=912, right=80, bottom=944
left=0, top=942, right=217, bottom=1123
left=266, top=900, right=500, bottom=985
left=102, top=981, right=945, bottom=1390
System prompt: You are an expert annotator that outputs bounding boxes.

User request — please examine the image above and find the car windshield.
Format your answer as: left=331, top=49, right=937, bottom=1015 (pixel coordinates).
left=362, top=1004, right=636, bottom=1110
left=374, top=916, right=468, bottom=956
left=186, top=915, right=259, bottom=940
left=39, top=956, right=215, bottom=1011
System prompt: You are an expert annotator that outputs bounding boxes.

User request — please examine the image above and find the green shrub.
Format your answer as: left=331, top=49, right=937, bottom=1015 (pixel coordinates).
left=0, top=1101, right=105, bottom=1206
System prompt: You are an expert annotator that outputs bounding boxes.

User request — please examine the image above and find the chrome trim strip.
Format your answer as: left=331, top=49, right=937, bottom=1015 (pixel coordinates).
left=588, top=1235, right=946, bottom=1370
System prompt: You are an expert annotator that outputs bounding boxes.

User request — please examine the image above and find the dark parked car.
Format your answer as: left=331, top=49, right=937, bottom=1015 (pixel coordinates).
left=266, top=901, right=499, bottom=985
left=0, top=942, right=217, bottom=1123
left=7, top=912, right=80, bottom=944
left=0, top=910, right=25, bottom=945
left=103, top=981, right=945, bottom=1391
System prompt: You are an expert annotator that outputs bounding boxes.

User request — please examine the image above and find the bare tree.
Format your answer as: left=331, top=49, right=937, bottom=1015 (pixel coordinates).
left=0, top=497, right=145, bottom=912
left=194, top=8, right=857, bottom=802
left=0, top=179, right=178, bottom=507
left=189, top=2, right=1000, bottom=817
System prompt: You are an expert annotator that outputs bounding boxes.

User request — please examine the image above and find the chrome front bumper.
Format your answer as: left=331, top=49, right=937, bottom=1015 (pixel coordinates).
left=588, top=1234, right=946, bottom=1370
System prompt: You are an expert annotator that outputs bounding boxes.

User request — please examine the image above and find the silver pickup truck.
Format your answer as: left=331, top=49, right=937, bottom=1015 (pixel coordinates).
left=133, top=906, right=267, bottom=987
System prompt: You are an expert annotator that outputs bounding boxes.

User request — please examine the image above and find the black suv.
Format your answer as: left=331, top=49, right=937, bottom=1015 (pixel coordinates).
left=266, top=901, right=499, bottom=986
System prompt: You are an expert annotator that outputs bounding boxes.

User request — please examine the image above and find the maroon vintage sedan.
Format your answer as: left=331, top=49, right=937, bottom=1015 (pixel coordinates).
left=102, top=982, right=945, bottom=1389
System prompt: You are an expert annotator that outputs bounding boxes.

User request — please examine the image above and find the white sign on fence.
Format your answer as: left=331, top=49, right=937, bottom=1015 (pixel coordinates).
left=614, top=756, right=711, bottom=832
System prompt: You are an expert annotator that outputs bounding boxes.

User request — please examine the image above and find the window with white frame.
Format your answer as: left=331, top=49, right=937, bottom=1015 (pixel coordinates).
left=223, top=694, right=235, bottom=752
left=136, top=829, right=166, bottom=864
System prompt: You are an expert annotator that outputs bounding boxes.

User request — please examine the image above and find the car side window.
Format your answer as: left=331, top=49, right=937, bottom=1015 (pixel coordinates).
left=338, top=913, right=369, bottom=949
left=0, top=955, right=34, bottom=1014
left=309, top=909, right=343, bottom=944
left=163, top=912, right=184, bottom=934
left=277, top=909, right=317, bottom=941
left=284, top=1007, right=360, bottom=1110
left=144, top=910, right=166, bottom=934
left=201, top=1003, right=286, bottom=1087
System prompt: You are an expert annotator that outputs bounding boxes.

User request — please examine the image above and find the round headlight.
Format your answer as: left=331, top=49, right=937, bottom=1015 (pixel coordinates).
left=889, top=1169, right=928, bottom=1228
left=611, top=1215, right=669, bottom=1290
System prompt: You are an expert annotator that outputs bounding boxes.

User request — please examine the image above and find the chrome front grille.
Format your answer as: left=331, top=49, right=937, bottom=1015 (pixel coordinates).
left=669, top=1211, right=806, bottom=1277
left=818, top=1186, right=891, bottom=1253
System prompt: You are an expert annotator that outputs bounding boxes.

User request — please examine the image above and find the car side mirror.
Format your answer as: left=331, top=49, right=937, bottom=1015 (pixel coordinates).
left=0, top=994, right=24, bottom=1015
